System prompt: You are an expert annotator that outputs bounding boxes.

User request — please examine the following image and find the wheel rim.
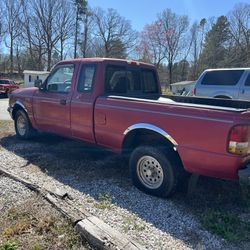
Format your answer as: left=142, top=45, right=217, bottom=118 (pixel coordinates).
left=16, top=115, right=27, bottom=136
left=137, top=156, right=164, bottom=189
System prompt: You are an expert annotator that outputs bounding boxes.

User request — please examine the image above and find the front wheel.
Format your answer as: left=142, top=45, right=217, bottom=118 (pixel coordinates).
left=130, top=146, right=182, bottom=197
left=14, top=110, right=35, bottom=139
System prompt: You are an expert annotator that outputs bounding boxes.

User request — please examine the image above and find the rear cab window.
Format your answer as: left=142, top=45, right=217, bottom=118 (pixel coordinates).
left=77, top=64, right=96, bottom=92
left=201, top=70, right=244, bottom=86
left=105, top=65, right=158, bottom=95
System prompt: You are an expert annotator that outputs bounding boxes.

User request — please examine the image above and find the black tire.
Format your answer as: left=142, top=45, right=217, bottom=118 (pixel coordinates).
left=129, top=146, right=183, bottom=198
left=14, top=109, right=35, bottom=139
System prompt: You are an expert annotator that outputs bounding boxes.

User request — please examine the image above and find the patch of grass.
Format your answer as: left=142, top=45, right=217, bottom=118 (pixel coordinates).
left=3, top=220, right=30, bottom=238
left=30, top=243, right=43, bottom=250
left=201, top=210, right=250, bottom=241
left=0, top=239, right=19, bottom=250
left=0, top=121, right=14, bottom=135
left=36, top=216, right=56, bottom=234
left=98, top=193, right=113, bottom=201
left=0, top=198, right=87, bottom=249
left=123, top=214, right=145, bottom=233
left=94, top=193, right=113, bottom=209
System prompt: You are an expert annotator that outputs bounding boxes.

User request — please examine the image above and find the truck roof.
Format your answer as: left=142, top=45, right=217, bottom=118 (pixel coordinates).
left=204, top=67, right=250, bottom=71
left=60, top=57, right=154, bottom=68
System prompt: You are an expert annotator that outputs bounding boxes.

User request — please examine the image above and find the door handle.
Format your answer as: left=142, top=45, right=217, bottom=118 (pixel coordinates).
left=60, top=99, right=67, bottom=105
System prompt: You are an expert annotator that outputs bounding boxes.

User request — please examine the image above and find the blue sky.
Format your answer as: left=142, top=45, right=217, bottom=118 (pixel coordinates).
left=89, top=0, right=248, bottom=31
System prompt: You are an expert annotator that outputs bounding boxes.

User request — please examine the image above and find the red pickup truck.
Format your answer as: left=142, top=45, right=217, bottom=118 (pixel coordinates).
left=0, top=79, right=19, bottom=96
left=8, top=58, right=250, bottom=197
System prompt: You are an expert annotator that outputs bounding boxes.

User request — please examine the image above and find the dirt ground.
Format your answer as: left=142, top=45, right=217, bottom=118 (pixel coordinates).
left=0, top=187, right=91, bottom=250
left=0, top=122, right=92, bottom=250
left=0, top=96, right=10, bottom=121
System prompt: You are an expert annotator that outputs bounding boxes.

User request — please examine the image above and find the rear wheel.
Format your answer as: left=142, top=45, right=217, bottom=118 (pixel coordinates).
left=130, top=146, right=183, bottom=197
left=14, top=110, right=35, bottom=139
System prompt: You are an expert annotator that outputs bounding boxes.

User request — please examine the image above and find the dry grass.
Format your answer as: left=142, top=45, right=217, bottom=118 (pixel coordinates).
left=0, top=120, right=14, bottom=137
left=0, top=197, right=91, bottom=250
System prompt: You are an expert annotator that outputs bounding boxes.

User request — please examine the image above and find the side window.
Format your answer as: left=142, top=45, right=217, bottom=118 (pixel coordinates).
left=77, top=64, right=96, bottom=92
left=201, top=70, right=244, bottom=86
left=47, top=64, right=74, bottom=93
left=141, top=70, right=158, bottom=93
left=244, top=73, right=250, bottom=87
left=105, top=65, right=127, bottom=94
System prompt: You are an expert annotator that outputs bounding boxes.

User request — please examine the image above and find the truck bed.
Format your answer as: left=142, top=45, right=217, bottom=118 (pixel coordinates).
left=107, top=94, right=250, bottom=112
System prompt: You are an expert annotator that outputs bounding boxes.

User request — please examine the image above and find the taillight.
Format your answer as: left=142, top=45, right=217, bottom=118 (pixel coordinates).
left=194, top=86, right=196, bottom=96
left=228, top=125, right=250, bottom=155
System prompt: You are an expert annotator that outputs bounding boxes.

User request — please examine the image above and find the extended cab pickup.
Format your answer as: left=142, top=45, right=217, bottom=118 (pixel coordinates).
left=8, top=58, right=250, bottom=197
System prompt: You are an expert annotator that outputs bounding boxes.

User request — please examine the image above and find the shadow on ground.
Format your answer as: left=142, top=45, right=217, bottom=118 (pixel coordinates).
left=0, top=132, right=248, bottom=248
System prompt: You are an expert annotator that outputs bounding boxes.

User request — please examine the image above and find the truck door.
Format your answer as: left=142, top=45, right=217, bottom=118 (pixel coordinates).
left=33, top=63, right=76, bottom=135
left=239, top=71, right=250, bottom=100
left=70, top=63, right=97, bottom=143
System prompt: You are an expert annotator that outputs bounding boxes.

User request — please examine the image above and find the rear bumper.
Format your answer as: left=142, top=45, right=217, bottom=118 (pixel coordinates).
left=239, top=165, right=250, bottom=186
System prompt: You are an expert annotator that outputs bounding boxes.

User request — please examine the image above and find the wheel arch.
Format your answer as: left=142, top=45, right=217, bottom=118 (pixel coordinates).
left=122, top=123, right=178, bottom=153
left=214, top=95, right=232, bottom=99
left=12, top=101, right=28, bottom=120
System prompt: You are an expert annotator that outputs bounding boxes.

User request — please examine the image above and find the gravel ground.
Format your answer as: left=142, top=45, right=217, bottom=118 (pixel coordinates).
left=0, top=131, right=236, bottom=250
left=0, top=175, right=34, bottom=210
left=0, top=175, right=91, bottom=250
left=0, top=96, right=10, bottom=120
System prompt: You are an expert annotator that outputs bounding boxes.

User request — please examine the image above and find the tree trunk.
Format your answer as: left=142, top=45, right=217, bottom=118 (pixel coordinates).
left=74, top=8, right=79, bottom=59
left=10, top=37, right=13, bottom=73
left=168, top=62, right=173, bottom=85
left=47, top=47, right=52, bottom=71
left=82, top=15, right=88, bottom=58
left=60, top=39, right=64, bottom=60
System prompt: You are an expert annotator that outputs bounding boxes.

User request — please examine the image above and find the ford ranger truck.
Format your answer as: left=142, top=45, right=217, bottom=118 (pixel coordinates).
left=8, top=58, right=250, bottom=197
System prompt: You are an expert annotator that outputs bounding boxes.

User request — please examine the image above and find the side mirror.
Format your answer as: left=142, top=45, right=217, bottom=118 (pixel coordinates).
left=34, top=79, right=42, bottom=87
left=34, top=79, right=45, bottom=90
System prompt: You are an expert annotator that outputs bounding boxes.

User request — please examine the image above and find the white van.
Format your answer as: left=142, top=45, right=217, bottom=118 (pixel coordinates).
left=194, top=68, right=250, bottom=100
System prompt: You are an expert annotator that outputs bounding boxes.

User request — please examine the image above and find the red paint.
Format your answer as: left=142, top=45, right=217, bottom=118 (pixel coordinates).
left=0, top=79, right=19, bottom=94
left=9, top=58, right=250, bottom=182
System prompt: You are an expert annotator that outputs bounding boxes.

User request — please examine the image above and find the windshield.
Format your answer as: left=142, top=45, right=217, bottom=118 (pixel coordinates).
left=0, top=80, right=10, bottom=84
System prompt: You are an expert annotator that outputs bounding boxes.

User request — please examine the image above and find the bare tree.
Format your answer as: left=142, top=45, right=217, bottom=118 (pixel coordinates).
left=0, top=2, right=4, bottom=46
left=189, top=19, right=208, bottom=79
left=137, top=23, right=166, bottom=67
left=92, top=8, right=137, bottom=58
left=3, top=0, right=23, bottom=73
left=55, top=0, right=75, bottom=60
left=21, top=0, right=47, bottom=70
left=228, top=3, right=250, bottom=66
left=32, top=0, right=61, bottom=70
left=73, top=0, right=88, bottom=58
left=156, top=9, right=189, bottom=84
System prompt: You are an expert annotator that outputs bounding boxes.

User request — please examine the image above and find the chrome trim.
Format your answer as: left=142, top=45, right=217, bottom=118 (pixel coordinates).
left=124, top=123, right=178, bottom=146
left=97, top=104, right=234, bottom=124
left=15, top=101, right=27, bottom=112
left=7, top=107, right=13, bottom=119
left=107, top=95, right=245, bottom=112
